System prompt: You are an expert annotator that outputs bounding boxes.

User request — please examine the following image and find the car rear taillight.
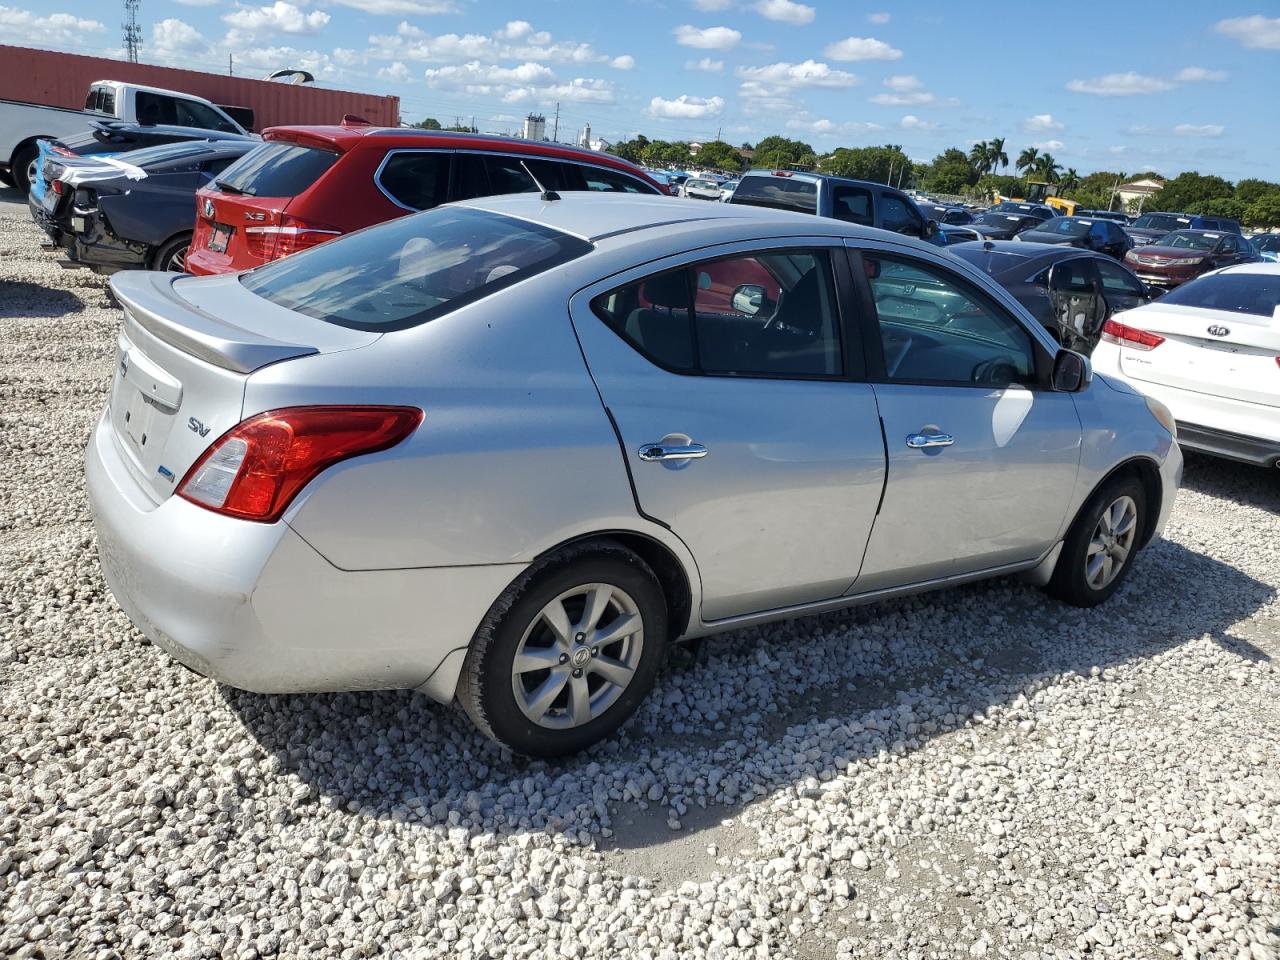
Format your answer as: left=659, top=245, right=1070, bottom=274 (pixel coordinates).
left=51, top=179, right=65, bottom=196
left=52, top=146, right=76, bottom=158
left=178, top=406, right=423, bottom=522
left=1101, top=319, right=1165, bottom=351
left=244, top=215, right=342, bottom=262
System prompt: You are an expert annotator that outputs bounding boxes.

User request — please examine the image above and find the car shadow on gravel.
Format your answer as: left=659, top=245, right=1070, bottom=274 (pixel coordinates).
left=0, top=280, right=85, bottom=318
left=221, top=536, right=1273, bottom=855
left=1181, top=451, right=1279, bottom=515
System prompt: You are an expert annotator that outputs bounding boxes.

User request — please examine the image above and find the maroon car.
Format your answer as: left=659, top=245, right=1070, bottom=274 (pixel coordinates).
left=188, top=123, right=665, bottom=276
left=1123, top=229, right=1258, bottom=288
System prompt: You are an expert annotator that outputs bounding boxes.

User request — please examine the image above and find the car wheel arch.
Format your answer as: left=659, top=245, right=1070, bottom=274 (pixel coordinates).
left=1074, top=457, right=1164, bottom=551
left=527, top=530, right=696, bottom=643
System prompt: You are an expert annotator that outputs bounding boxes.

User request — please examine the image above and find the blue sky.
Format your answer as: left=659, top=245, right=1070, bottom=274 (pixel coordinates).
left=4, top=0, right=1278, bottom=180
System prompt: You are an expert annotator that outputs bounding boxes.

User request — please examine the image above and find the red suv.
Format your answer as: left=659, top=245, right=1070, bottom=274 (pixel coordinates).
left=187, top=123, right=665, bottom=275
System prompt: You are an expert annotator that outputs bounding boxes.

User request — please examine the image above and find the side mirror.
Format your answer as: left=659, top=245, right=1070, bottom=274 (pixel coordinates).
left=1142, top=283, right=1163, bottom=300
left=1052, top=349, right=1092, bottom=392
left=731, top=283, right=766, bottom=316
left=922, top=219, right=939, bottom=239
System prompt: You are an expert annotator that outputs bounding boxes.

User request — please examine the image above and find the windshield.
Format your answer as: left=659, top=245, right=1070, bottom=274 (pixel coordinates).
left=1254, top=235, right=1280, bottom=252
left=1160, top=231, right=1218, bottom=251
left=241, top=207, right=593, bottom=331
left=1132, top=213, right=1191, bottom=231
left=729, top=174, right=818, bottom=214
left=1035, top=218, right=1093, bottom=237
left=215, top=141, right=338, bottom=197
left=1159, top=272, right=1280, bottom=317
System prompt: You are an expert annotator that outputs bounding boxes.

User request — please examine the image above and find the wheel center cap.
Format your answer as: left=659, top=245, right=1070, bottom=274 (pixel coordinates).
left=571, top=648, right=591, bottom=668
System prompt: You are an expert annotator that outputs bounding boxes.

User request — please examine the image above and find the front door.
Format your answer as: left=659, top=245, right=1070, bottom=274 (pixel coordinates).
left=569, top=243, right=886, bottom=620
left=852, top=248, right=1082, bottom=592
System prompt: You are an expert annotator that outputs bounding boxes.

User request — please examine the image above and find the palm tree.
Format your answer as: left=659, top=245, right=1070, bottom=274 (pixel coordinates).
left=969, top=140, right=990, bottom=174
left=1034, top=154, right=1061, bottom=183
left=1016, top=146, right=1040, bottom=175
left=988, top=137, right=1008, bottom=172
left=1058, top=167, right=1080, bottom=192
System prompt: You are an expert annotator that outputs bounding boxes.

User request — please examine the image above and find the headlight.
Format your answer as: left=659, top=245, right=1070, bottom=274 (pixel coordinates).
left=1146, top=396, right=1177, bottom=439
left=1165, top=257, right=1204, bottom=267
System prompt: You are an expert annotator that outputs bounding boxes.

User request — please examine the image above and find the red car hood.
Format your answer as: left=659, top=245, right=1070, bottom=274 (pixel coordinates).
left=1130, top=245, right=1205, bottom=259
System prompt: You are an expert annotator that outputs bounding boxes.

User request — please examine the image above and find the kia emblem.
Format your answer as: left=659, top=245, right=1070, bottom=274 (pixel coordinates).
left=203, top=198, right=215, bottom=218
left=1207, top=325, right=1230, bottom=337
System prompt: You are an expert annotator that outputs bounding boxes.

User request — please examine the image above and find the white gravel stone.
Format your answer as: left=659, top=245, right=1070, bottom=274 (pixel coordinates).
left=0, top=190, right=1278, bottom=960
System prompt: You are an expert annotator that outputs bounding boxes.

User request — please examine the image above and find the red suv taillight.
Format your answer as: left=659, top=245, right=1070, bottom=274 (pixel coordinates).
left=178, top=406, right=423, bottom=522
left=1101, top=319, right=1165, bottom=351
left=244, top=214, right=342, bottom=262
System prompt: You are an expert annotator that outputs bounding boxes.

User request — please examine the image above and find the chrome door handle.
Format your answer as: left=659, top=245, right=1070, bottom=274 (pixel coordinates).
left=905, top=432, right=954, bottom=449
left=638, top=442, right=708, bottom=462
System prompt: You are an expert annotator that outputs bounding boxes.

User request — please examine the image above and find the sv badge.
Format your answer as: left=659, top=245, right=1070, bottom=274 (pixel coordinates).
left=188, top=417, right=211, bottom=437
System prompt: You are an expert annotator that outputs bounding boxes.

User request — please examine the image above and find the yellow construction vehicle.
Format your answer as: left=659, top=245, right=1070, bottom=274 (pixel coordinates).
left=993, top=181, right=1079, bottom=216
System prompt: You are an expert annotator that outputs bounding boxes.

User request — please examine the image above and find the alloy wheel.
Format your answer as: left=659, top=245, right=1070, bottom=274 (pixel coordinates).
left=165, top=245, right=188, bottom=272
left=1086, top=495, right=1138, bottom=590
left=511, top=583, right=644, bottom=730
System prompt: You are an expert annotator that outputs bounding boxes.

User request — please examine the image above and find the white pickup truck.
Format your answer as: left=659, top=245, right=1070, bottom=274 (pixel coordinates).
left=1, top=80, right=247, bottom=192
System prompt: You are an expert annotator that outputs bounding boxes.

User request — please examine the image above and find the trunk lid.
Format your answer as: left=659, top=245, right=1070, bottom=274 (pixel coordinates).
left=106, top=270, right=378, bottom=503
left=1117, top=304, right=1280, bottom=408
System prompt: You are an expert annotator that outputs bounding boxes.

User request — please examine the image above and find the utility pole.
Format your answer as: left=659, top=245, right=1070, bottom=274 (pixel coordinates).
left=552, top=102, right=560, bottom=143
left=122, top=0, right=142, bottom=63
left=228, top=53, right=233, bottom=76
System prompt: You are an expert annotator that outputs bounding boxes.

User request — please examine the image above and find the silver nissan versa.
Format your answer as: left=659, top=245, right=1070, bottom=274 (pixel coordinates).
left=86, top=194, right=1182, bottom=756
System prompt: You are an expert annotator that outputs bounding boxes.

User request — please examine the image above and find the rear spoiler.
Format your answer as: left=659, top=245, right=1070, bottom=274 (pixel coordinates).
left=110, top=272, right=318, bottom=374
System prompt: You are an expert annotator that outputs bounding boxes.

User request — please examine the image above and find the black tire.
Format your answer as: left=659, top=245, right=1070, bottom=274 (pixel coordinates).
left=458, top=542, right=667, bottom=757
left=0, top=168, right=14, bottom=188
left=1045, top=473, right=1146, bottom=607
left=152, top=233, right=192, bottom=273
left=12, top=143, right=39, bottom=194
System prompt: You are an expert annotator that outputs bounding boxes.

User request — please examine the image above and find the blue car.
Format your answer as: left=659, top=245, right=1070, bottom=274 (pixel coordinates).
left=1250, top=234, right=1280, bottom=262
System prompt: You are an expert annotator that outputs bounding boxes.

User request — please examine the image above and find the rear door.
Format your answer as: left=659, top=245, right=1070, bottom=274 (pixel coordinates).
left=570, top=240, right=886, bottom=621
left=853, top=246, right=1081, bottom=590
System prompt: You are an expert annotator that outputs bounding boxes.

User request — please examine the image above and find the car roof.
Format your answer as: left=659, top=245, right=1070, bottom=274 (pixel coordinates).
left=948, top=239, right=1105, bottom=270
left=1210, top=262, right=1280, bottom=276
left=449, top=191, right=900, bottom=244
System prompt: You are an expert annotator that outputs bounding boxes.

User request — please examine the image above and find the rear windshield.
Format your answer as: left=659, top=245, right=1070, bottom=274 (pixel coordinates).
left=947, top=247, right=1029, bottom=276
left=241, top=206, right=593, bottom=331
left=1037, top=218, right=1093, bottom=237
left=730, top=174, right=818, bottom=214
left=215, top=142, right=338, bottom=197
left=116, top=142, right=212, bottom=169
left=1159, top=272, right=1280, bottom=318
left=1132, top=214, right=1191, bottom=231
left=1256, top=235, right=1280, bottom=252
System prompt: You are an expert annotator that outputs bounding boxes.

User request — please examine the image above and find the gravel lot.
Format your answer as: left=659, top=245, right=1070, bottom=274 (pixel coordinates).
left=1, top=185, right=1278, bottom=960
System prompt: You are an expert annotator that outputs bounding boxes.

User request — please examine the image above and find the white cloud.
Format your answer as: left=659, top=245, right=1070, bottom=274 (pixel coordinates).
left=1065, top=72, right=1174, bottom=96
left=496, top=20, right=533, bottom=40
left=737, top=59, right=860, bottom=93
left=673, top=24, right=741, bottom=49
left=870, top=91, right=934, bottom=105
left=610, top=54, right=635, bottom=70
left=648, top=94, right=725, bottom=118
left=152, top=17, right=209, bottom=56
left=370, top=20, right=626, bottom=66
left=223, top=2, right=329, bottom=37
left=425, top=60, right=556, bottom=92
left=229, top=44, right=339, bottom=77
left=1032, top=139, right=1064, bottom=150
left=753, top=0, right=815, bottom=25
left=505, top=78, right=614, bottom=104
left=1173, top=123, right=1224, bottom=137
left=867, top=12, right=890, bottom=24
left=378, top=60, right=411, bottom=82
left=1023, top=113, right=1064, bottom=132
left=786, top=115, right=882, bottom=135
left=0, top=5, right=105, bottom=45
left=823, top=35, right=902, bottom=61
left=1214, top=15, right=1280, bottom=49
left=686, top=57, right=724, bottom=72
left=1175, top=66, right=1226, bottom=82
left=692, top=0, right=732, bottom=9
left=900, top=115, right=936, bottom=131
left=330, top=0, right=456, bottom=14
left=884, top=74, right=922, bottom=91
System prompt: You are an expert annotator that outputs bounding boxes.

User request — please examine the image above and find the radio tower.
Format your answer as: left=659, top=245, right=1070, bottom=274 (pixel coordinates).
left=123, top=0, right=142, bottom=63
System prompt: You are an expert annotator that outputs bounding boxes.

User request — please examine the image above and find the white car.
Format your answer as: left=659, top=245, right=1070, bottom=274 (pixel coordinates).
left=1092, top=263, right=1280, bottom=468
left=719, top=179, right=740, bottom=202
left=681, top=177, right=722, bottom=201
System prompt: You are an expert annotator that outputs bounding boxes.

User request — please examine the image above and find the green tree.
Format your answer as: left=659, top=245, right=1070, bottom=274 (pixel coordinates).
left=819, top=144, right=910, bottom=183
left=1058, top=168, right=1080, bottom=192
left=694, top=140, right=745, bottom=172
left=987, top=137, right=1008, bottom=173
left=412, top=117, right=442, bottom=130
left=1031, top=153, right=1061, bottom=183
left=921, top=147, right=980, bottom=195
left=609, top=135, right=650, bottom=164
left=1016, top=146, right=1040, bottom=175
left=1244, top=193, right=1280, bottom=228
left=1146, top=171, right=1234, bottom=213
left=968, top=140, right=990, bottom=175
left=976, top=173, right=1025, bottom=201
left=1234, top=178, right=1280, bottom=205
left=641, top=139, right=692, bottom=168
left=752, top=135, right=817, bottom=170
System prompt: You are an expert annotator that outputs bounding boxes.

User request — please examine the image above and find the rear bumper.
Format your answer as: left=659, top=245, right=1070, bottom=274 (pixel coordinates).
left=58, top=210, right=149, bottom=274
left=85, top=410, right=523, bottom=700
left=26, top=193, right=61, bottom=241
left=1175, top=422, right=1280, bottom=468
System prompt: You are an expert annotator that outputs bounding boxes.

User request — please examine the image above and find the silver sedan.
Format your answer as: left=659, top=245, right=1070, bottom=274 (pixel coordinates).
left=86, top=194, right=1182, bottom=756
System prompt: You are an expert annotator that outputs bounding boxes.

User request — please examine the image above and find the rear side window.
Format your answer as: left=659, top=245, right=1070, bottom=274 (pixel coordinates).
left=578, top=165, right=653, bottom=193
left=377, top=151, right=451, bottom=210
left=729, top=175, right=818, bottom=214
left=85, top=88, right=115, bottom=114
left=215, top=142, right=339, bottom=198
left=483, top=155, right=570, bottom=194
left=832, top=185, right=872, bottom=225
left=241, top=207, right=592, bottom=331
